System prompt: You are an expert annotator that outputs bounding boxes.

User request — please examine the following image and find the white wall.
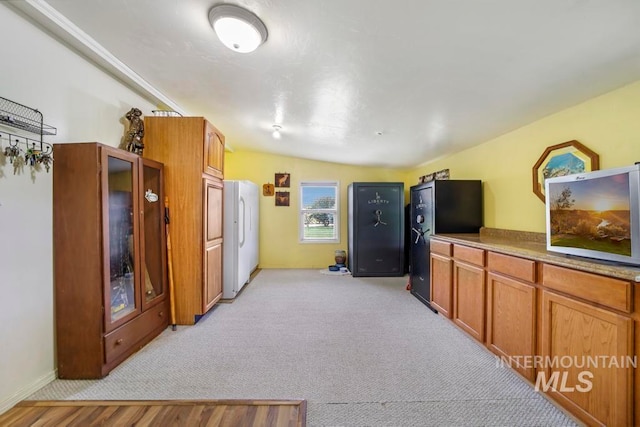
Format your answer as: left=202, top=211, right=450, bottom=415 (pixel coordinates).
left=0, top=4, right=159, bottom=413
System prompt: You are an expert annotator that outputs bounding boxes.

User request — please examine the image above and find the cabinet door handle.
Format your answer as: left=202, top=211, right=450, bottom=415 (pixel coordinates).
left=158, top=311, right=164, bottom=317
left=115, top=339, right=124, bottom=345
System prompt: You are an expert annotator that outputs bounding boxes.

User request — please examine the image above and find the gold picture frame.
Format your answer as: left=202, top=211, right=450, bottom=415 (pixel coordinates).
left=532, top=140, right=599, bottom=202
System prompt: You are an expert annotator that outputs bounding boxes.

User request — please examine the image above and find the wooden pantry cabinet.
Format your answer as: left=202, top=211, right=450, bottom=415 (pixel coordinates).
left=144, top=117, right=224, bottom=324
left=53, top=143, right=168, bottom=378
left=429, top=235, right=637, bottom=426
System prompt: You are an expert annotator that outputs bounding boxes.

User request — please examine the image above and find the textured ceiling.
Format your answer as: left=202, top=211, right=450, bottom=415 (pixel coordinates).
left=10, top=0, right=640, bottom=168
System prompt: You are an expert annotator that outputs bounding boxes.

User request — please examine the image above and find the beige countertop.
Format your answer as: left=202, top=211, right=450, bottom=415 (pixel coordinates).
left=432, top=228, right=640, bottom=282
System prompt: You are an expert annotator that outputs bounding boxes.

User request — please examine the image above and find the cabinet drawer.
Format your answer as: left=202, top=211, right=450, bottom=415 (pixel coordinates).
left=541, top=263, right=631, bottom=313
left=430, top=239, right=451, bottom=256
left=453, top=244, right=484, bottom=266
left=487, top=252, right=536, bottom=283
left=104, top=303, right=168, bottom=364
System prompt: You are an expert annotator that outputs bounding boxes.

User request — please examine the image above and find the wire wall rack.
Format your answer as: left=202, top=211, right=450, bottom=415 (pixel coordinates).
left=1, top=96, right=57, bottom=172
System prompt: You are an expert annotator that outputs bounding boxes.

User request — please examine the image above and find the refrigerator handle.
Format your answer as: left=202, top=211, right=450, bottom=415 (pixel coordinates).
left=239, top=196, right=246, bottom=248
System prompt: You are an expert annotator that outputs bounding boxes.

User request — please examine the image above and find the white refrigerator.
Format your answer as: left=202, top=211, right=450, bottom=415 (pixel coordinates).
left=223, top=180, right=259, bottom=299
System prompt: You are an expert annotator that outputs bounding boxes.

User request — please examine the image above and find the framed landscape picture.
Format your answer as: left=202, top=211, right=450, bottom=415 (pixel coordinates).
left=532, top=140, right=599, bottom=202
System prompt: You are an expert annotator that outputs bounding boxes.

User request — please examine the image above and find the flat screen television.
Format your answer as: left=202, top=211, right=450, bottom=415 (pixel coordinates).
left=545, top=164, right=640, bottom=266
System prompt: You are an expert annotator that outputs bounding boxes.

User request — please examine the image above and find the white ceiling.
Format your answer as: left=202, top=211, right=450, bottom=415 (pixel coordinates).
left=10, top=0, right=640, bottom=168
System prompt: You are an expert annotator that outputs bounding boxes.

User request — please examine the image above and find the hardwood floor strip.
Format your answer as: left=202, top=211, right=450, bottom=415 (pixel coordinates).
left=0, top=400, right=306, bottom=427
left=129, top=405, right=163, bottom=427
left=69, top=406, right=110, bottom=427
left=201, top=404, right=227, bottom=426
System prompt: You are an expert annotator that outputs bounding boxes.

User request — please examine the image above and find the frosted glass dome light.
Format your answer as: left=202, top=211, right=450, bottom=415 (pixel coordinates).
left=209, top=5, right=268, bottom=53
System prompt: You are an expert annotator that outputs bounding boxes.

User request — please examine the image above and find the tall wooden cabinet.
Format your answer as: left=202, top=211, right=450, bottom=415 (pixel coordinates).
left=53, top=142, right=168, bottom=379
left=144, top=117, right=225, bottom=324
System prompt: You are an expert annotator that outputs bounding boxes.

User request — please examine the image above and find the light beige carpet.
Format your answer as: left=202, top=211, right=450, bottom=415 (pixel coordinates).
left=27, top=269, right=576, bottom=426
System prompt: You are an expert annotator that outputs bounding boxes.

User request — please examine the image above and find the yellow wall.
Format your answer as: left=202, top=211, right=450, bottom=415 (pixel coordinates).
left=226, top=80, right=640, bottom=268
left=406, top=80, right=640, bottom=232
left=224, top=151, right=405, bottom=268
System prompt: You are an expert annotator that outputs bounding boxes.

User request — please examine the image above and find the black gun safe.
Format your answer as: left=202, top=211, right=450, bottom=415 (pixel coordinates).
left=409, top=180, right=482, bottom=310
left=348, top=182, right=405, bottom=277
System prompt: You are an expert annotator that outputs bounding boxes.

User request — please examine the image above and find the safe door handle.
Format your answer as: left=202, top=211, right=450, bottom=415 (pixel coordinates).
left=373, top=209, right=387, bottom=227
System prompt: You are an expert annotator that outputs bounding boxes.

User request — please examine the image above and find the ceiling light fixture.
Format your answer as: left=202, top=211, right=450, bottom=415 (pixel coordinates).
left=272, top=124, right=282, bottom=139
left=208, top=4, right=268, bottom=53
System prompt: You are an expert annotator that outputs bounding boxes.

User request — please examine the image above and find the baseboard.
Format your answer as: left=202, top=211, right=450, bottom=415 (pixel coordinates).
left=0, top=370, right=57, bottom=415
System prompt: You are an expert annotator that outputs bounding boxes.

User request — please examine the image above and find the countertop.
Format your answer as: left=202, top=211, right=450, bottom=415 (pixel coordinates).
left=432, top=228, right=640, bottom=282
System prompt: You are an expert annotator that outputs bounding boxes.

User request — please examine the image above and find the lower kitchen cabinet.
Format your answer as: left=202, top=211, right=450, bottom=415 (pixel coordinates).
left=430, top=240, right=452, bottom=317
left=486, top=271, right=536, bottom=380
left=540, top=290, right=633, bottom=427
left=429, top=234, right=639, bottom=426
left=486, top=252, right=536, bottom=381
left=452, top=244, right=485, bottom=342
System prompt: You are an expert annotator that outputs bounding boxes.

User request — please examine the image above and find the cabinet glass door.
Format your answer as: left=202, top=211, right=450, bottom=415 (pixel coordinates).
left=106, top=154, right=139, bottom=325
left=140, top=159, right=166, bottom=308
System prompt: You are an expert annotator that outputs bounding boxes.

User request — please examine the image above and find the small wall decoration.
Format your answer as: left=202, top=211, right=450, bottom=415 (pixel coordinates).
left=532, top=140, right=599, bottom=202
left=275, top=172, right=290, bottom=188
left=419, top=168, right=449, bottom=183
left=275, top=191, right=290, bottom=206
left=435, top=168, right=450, bottom=180
left=419, top=173, right=434, bottom=184
left=263, top=183, right=275, bottom=196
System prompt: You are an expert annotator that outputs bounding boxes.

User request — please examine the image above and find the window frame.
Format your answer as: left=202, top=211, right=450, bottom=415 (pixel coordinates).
left=299, top=181, right=340, bottom=243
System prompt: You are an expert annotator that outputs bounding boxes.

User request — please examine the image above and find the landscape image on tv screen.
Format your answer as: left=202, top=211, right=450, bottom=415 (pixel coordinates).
left=548, top=173, right=631, bottom=256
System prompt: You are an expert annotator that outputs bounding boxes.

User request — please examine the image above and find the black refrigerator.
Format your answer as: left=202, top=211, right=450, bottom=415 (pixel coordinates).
left=409, top=180, right=482, bottom=310
left=348, top=182, right=404, bottom=277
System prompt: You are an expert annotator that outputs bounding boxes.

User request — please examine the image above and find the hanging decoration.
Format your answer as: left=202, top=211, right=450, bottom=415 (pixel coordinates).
left=262, top=183, right=275, bottom=196
left=275, top=191, right=290, bottom=206
left=0, top=96, right=56, bottom=175
left=275, top=172, right=290, bottom=187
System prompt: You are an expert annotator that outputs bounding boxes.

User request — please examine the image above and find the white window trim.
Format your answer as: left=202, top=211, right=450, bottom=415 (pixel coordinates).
left=299, top=181, right=340, bottom=243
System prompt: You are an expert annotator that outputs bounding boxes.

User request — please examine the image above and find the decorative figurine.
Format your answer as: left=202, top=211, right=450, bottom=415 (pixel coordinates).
left=123, top=107, right=145, bottom=155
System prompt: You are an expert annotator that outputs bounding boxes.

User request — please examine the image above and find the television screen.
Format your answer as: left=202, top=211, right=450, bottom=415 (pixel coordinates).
left=547, top=172, right=631, bottom=257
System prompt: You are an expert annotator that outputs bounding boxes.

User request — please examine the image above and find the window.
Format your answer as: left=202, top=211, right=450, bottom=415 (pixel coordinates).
left=300, top=181, right=339, bottom=243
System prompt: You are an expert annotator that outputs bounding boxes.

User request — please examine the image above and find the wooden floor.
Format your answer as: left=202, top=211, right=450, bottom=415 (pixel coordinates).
left=0, top=399, right=306, bottom=426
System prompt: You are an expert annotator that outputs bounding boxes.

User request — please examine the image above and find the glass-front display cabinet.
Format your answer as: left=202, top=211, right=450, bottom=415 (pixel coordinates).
left=104, top=153, right=167, bottom=328
left=140, top=159, right=166, bottom=308
left=106, top=153, right=139, bottom=326
left=53, top=142, right=168, bottom=379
